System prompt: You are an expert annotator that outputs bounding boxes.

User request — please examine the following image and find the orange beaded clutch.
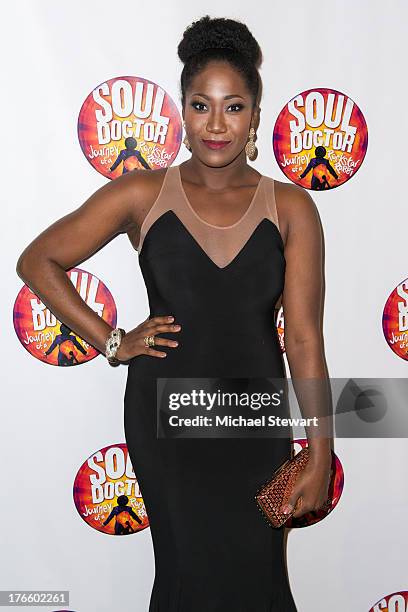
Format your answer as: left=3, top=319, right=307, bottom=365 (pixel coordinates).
left=255, top=447, right=331, bottom=528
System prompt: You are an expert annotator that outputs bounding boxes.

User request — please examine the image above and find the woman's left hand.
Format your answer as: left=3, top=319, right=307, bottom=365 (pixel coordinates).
left=281, top=452, right=333, bottom=519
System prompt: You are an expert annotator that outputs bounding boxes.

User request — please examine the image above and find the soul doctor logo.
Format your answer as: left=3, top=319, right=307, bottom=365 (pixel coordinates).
left=282, top=438, right=343, bottom=528
left=13, top=267, right=116, bottom=366
left=383, top=277, right=408, bottom=360
left=78, top=76, right=182, bottom=178
left=370, top=591, right=408, bottom=611
left=275, top=305, right=284, bottom=353
left=273, top=87, right=368, bottom=190
left=73, top=443, right=148, bottom=535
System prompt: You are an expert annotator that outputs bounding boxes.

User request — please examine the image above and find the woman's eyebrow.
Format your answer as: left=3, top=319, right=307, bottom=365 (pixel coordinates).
left=191, top=93, right=245, bottom=100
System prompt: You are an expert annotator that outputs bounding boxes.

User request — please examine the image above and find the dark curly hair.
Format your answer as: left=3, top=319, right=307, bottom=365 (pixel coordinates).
left=177, top=15, right=263, bottom=110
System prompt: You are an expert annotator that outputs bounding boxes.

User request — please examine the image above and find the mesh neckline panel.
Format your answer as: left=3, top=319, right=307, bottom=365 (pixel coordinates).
left=136, top=165, right=282, bottom=270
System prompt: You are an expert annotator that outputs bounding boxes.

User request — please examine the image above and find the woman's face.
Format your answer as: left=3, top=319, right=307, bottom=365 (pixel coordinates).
left=183, top=61, right=257, bottom=166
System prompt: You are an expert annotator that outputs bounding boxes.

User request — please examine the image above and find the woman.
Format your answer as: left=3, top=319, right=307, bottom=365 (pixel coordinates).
left=16, top=15, right=332, bottom=612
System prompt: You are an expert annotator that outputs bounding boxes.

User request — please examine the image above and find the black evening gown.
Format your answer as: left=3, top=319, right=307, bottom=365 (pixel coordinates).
left=124, top=164, right=298, bottom=611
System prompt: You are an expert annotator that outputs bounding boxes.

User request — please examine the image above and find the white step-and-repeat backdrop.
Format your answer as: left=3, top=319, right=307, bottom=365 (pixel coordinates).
left=3, top=1, right=407, bottom=611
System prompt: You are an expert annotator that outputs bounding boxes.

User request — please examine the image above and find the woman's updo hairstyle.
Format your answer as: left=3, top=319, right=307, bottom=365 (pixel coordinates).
left=177, top=15, right=263, bottom=110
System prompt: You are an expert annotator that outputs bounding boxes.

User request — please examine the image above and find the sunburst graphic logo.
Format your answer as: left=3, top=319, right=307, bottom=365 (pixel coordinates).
left=382, top=277, right=408, bottom=361
left=78, top=75, right=182, bottom=178
left=369, top=591, right=408, bottom=611
left=275, top=305, right=285, bottom=353
left=273, top=87, right=368, bottom=190
left=73, top=443, right=148, bottom=535
left=13, top=267, right=117, bottom=366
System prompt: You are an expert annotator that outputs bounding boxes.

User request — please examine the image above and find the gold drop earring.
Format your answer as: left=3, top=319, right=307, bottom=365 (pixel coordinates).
left=245, top=127, right=257, bottom=160
left=183, top=121, right=192, bottom=152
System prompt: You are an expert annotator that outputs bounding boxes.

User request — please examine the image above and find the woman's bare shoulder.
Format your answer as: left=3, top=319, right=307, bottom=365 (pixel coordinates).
left=126, top=168, right=168, bottom=226
left=273, top=178, right=320, bottom=245
left=273, top=178, right=316, bottom=210
left=124, top=167, right=168, bottom=250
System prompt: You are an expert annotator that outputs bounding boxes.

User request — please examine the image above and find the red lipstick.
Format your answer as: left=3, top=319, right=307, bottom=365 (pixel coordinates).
left=202, top=139, right=231, bottom=150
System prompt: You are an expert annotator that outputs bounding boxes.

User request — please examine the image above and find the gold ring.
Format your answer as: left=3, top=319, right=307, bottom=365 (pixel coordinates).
left=144, top=335, right=155, bottom=347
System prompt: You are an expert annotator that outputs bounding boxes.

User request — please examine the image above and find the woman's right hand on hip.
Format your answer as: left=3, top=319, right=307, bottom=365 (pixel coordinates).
left=116, top=315, right=181, bottom=361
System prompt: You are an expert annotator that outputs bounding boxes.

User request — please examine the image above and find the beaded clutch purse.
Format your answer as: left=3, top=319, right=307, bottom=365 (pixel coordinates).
left=254, top=447, right=331, bottom=528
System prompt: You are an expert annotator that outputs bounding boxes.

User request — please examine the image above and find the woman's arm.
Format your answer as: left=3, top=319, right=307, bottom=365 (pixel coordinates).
left=278, top=182, right=333, bottom=516
left=16, top=170, right=150, bottom=354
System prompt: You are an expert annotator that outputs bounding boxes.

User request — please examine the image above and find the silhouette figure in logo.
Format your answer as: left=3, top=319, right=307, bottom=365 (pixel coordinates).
left=299, top=146, right=339, bottom=190
left=44, top=323, right=87, bottom=366
left=102, top=494, right=143, bottom=534
left=109, top=137, right=151, bottom=174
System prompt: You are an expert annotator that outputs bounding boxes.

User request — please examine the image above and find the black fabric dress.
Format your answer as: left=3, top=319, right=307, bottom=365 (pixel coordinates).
left=124, top=164, right=298, bottom=611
